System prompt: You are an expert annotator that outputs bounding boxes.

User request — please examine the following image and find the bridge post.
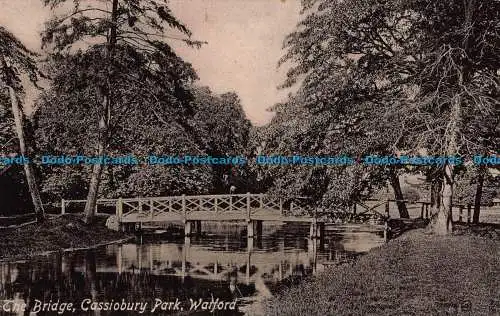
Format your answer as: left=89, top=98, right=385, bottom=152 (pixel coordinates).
left=246, top=192, right=251, bottom=219
left=184, top=221, right=192, bottom=237
left=309, top=220, right=324, bottom=239
left=183, top=220, right=201, bottom=237
left=247, top=220, right=263, bottom=239
left=150, top=199, right=154, bottom=220
left=279, top=198, right=283, bottom=214
left=458, top=205, right=463, bottom=222
left=247, top=235, right=254, bottom=251
left=420, top=203, right=424, bottom=218
left=182, top=194, right=187, bottom=219
left=116, top=198, right=123, bottom=231
left=467, top=204, right=472, bottom=223
left=247, top=220, right=254, bottom=238
left=194, top=220, right=202, bottom=235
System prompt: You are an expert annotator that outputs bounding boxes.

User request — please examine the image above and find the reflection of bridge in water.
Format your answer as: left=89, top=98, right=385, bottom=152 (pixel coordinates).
left=95, top=238, right=328, bottom=286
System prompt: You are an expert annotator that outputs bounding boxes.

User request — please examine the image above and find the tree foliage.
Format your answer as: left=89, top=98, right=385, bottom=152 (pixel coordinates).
left=35, top=44, right=211, bottom=200
left=269, top=0, right=499, bottom=230
left=41, top=0, right=205, bottom=222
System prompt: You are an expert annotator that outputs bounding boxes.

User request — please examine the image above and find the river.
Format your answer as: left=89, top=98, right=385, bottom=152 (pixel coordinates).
left=0, top=222, right=385, bottom=315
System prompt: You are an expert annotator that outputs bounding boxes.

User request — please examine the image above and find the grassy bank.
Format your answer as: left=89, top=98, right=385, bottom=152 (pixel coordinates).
left=265, top=226, right=500, bottom=315
left=0, top=214, right=131, bottom=261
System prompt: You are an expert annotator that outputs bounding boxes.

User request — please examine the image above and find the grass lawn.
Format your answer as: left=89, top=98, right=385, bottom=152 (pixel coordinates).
left=0, top=214, right=130, bottom=261
left=265, top=226, right=500, bottom=315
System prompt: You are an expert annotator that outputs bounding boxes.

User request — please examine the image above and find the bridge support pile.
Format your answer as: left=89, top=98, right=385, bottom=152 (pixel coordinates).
left=309, top=221, right=325, bottom=239
left=184, top=220, right=202, bottom=237
left=247, top=220, right=263, bottom=238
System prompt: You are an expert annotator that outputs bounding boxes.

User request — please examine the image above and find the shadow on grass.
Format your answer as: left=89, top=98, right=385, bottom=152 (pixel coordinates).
left=387, top=218, right=430, bottom=239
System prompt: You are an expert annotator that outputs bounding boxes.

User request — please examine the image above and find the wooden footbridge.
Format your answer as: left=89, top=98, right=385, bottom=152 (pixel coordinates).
left=61, top=193, right=392, bottom=239
left=113, top=193, right=315, bottom=223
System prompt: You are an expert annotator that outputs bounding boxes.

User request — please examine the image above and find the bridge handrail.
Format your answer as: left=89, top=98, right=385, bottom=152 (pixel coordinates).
left=61, top=193, right=314, bottom=218
left=119, top=193, right=266, bottom=203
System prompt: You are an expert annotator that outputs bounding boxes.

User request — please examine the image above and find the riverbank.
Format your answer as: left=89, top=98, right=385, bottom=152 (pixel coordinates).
left=265, top=224, right=500, bottom=315
left=0, top=214, right=131, bottom=261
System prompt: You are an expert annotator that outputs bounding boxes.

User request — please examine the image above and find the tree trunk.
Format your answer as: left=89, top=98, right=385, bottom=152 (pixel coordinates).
left=430, top=178, right=442, bottom=216
left=388, top=168, right=409, bottom=218
left=472, top=167, right=485, bottom=224
left=83, top=102, right=108, bottom=224
left=432, top=164, right=454, bottom=235
left=8, top=86, right=45, bottom=221
left=83, top=0, right=118, bottom=224
left=431, top=95, right=461, bottom=235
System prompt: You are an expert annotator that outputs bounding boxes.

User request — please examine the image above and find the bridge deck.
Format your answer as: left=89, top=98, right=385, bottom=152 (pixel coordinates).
left=121, top=209, right=317, bottom=223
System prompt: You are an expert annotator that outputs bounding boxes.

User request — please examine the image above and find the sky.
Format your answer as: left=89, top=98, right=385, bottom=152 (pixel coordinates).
left=0, top=0, right=302, bottom=125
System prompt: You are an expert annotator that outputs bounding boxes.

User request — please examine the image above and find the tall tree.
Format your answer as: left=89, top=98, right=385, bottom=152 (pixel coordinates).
left=403, top=0, right=500, bottom=233
left=34, top=47, right=212, bottom=200
left=42, top=0, right=204, bottom=223
left=0, top=26, right=45, bottom=221
left=279, top=0, right=499, bottom=234
left=273, top=0, right=419, bottom=217
left=190, top=87, right=252, bottom=193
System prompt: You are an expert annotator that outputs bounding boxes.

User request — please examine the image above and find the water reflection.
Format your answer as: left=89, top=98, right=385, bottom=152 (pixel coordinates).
left=0, top=223, right=384, bottom=315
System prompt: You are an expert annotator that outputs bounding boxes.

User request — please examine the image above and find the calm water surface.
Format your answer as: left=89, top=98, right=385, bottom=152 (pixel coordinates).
left=0, top=222, right=384, bottom=315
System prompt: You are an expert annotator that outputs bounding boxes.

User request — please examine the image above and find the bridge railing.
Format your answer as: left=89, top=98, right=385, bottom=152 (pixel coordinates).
left=61, top=194, right=314, bottom=220
left=61, top=193, right=318, bottom=221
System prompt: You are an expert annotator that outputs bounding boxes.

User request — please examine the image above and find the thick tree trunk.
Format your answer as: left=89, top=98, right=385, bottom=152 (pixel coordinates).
left=8, top=86, right=45, bottom=221
left=388, top=168, right=409, bottom=218
left=431, top=95, right=461, bottom=235
left=472, top=167, right=484, bottom=224
left=432, top=164, right=454, bottom=235
left=83, top=0, right=118, bottom=224
left=430, top=179, right=442, bottom=216
left=83, top=100, right=108, bottom=224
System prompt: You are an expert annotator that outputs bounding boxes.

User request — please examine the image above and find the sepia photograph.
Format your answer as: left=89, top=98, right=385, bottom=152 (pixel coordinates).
left=0, top=0, right=499, bottom=315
